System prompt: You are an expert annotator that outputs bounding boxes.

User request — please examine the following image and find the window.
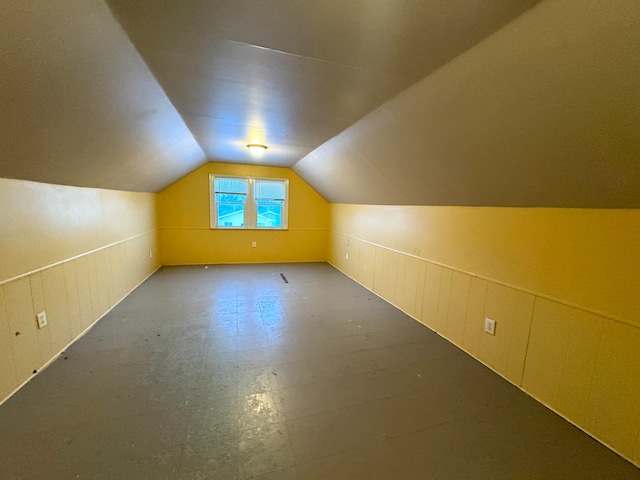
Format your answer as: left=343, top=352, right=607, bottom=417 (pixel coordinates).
left=255, top=179, right=286, bottom=228
left=213, top=177, right=247, bottom=227
left=210, top=175, right=289, bottom=229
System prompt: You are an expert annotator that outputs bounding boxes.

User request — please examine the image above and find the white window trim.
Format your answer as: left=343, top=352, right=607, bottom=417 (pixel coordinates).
left=209, top=174, right=289, bottom=230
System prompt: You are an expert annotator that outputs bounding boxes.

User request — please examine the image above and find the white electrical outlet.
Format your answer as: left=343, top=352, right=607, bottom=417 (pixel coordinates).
left=484, top=317, right=496, bottom=335
left=36, top=311, right=48, bottom=329
left=149, top=250, right=153, bottom=258
left=346, top=253, right=349, bottom=260
left=252, top=241, right=257, bottom=248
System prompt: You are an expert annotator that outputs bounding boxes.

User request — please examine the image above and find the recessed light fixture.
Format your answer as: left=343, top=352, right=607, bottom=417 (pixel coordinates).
left=246, top=143, right=268, bottom=157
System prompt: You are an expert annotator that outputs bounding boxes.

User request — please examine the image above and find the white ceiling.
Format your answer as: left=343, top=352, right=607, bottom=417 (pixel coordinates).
left=3, top=0, right=638, bottom=207
left=105, top=0, right=540, bottom=169
left=294, top=0, right=640, bottom=207
left=0, top=0, right=205, bottom=192
left=1, top=0, right=538, bottom=192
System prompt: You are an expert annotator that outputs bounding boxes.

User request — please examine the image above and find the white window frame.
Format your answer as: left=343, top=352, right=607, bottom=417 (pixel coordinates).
left=210, top=174, right=289, bottom=230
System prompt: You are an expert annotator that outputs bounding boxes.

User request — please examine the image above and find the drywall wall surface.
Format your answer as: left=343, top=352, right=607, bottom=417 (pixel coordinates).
left=158, top=162, right=329, bottom=265
left=0, top=178, right=159, bottom=403
left=0, top=179, right=157, bottom=282
left=331, top=204, right=640, bottom=323
left=329, top=203, right=640, bottom=466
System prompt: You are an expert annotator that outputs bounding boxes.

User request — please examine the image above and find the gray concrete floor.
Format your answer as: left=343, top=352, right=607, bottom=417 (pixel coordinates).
left=0, top=263, right=638, bottom=479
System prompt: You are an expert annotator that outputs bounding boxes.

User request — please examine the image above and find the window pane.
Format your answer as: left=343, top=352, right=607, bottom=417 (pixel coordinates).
left=256, top=200, right=283, bottom=228
left=217, top=203, right=245, bottom=227
left=255, top=180, right=285, bottom=199
left=214, top=177, right=247, bottom=194
left=216, top=193, right=246, bottom=203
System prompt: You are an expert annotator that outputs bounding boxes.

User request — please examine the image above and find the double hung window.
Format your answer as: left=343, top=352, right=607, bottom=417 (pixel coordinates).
left=210, top=175, right=288, bottom=229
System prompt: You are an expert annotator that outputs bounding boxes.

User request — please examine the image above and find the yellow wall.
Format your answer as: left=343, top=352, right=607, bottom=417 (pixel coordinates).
left=329, top=204, right=640, bottom=466
left=158, top=162, right=329, bottom=265
left=0, top=178, right=159, bottom=404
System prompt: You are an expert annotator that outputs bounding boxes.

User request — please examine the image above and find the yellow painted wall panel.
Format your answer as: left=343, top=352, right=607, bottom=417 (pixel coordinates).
left=123, top=240, right=136, bottom=286
left=86, top=254, right=101, bottom=321
left=0, top=179, right=156, bottom=284
left=351, top=242, right=363, bottom=289
left=555, top=309, right=604, bottom=426
left=386, top=251, right=401, bottom=306
left=29, top=274, right=52, bottom=367
left=332, top=233, right=344, bottom=268
left=159, top=162, right=329, bottom=265
left=394, top=255, right=407, bottom=312
left=157, top=169, right=208, bottom=229
left=377, top=248, right=391, bottom=300
left=62, top=262, right=83, bottom=338
left=420, top=263, right=442, bottom=330
left=350, top=237, right=363, bottom=282
left=342, top=237, right=355, bottom=279
left=372, top=247, right=386, bottom=297
left=434, top=268, right=453, bottom=334
left=350, top=241, right=363, bottom=288
left=330, top=204, right=640, bottom=324
left=400, top=256, right=420, bottom=318
left=351, top=240, right=362, bottom=284
left=414, top=261, right=427, bottom=322
left=477, top=283, right=519, bottom=375
left=330, top=231, right=347, bottom=273
left=445, top=271, right=471, bottom=347
left=74, top=256, right=96, bottom=330
left=505, top=293, right=534, bottom=386
left=370, top=246, right=382, bottom=293
left=585, top=320, right=640, bottom=460
left=522, top=299, right=572, bottom=405
left=0, top=178, right=158, bottom=404
left=373, top=247, right=386, bottom=297
left=4, top=278, right=40, bottom=383
left=0, top=287, right=18, bottom=400
left=462, top=278, right=488, bottom=357
left=521, top=299, right=604, bottom=426
left=107, top=245, right=124, bottom=304
left=41, top=266, right=72, bottom=354
left=118, top=244, right=129, bottom=300
left=94, top=251, right=112, bottom=315
left=160, top=229, right=327, bottom=266
left=360, top=242, right=376, bottom=291
left=378, top=248, right=391, bottom=302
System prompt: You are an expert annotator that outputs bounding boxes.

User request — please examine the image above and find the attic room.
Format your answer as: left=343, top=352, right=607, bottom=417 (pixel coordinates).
left=1, top=0, right=639, bottom=478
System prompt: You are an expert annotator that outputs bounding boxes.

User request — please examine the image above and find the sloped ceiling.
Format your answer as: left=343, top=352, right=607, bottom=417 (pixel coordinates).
left=3, top=0, right=637, bottom=207
left=0, top=0, right=205, bottom=192
left=294, top=0, right=640, bottom=208
left=294, top=0, right=640, bottom=207
left=1, top=0, right=539, bottom=193
left=106, top=0, right=539, bottom=168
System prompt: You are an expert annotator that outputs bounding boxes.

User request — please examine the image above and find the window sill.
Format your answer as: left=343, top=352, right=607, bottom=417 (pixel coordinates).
left=210, top=227, right=289, bottom=231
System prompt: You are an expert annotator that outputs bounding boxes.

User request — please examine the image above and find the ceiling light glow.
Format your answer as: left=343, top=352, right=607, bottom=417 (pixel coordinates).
left=246, top=143, right=268, bottom=157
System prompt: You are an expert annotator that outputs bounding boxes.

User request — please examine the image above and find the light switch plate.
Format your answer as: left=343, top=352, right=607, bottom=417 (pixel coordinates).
left=484, top=317, right=496, bottom=335
left=36, top=311, right=48, bottom=329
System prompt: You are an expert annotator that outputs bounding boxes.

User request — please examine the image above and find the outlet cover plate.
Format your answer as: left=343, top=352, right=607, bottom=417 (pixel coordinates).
left=484, top=317, right=496, bottom=335
left=36, top=311, right=48, bottom=329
